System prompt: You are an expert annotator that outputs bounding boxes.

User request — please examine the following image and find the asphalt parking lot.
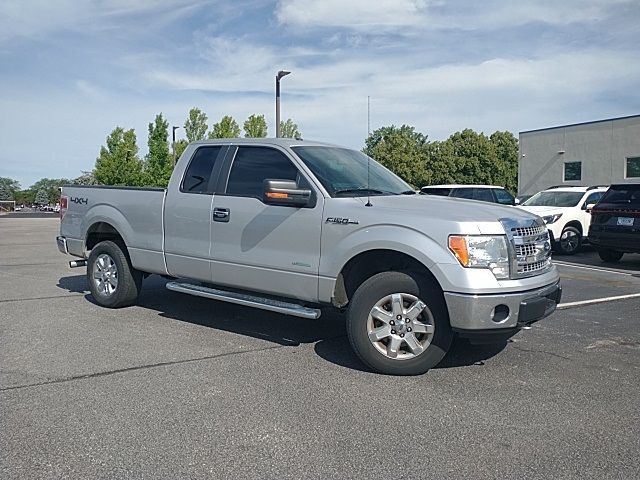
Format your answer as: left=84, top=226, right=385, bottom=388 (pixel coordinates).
left=1, top=218, right=639, bottom=479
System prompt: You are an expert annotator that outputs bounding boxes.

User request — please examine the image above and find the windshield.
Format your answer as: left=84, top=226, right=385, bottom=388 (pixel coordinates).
left=291, top=146, right=412, bottom=197
left=523, top=191, right=584, bottom=207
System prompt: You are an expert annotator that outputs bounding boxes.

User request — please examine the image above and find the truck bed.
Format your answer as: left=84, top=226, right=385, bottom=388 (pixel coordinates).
left=60, top=185, right=167, bottom=275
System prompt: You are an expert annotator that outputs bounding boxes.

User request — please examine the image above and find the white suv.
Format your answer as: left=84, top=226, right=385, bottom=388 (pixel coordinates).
left=517, top=186, right=608, bottom=255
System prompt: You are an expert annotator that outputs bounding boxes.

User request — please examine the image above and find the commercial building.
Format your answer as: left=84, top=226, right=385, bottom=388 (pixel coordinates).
left=518, top=114, right=640, bottom=195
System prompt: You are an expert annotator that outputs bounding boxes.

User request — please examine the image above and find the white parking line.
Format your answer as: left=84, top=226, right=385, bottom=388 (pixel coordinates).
left=558, top=292, right=640, bottom=310
left=553, top=261, right=635, bottom=276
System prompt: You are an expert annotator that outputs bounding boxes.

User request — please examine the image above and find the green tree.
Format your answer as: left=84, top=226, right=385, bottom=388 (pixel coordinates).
left=0, top=177, right=19, bottom=200
left=184, top=107, right=208, bottom=142
left=209, top=115, right=241, bottom=138
left=95, top=127, right=143, bottom=186
left=243, top=114, right=268, bottom=138
left=174, top=139, right=189, bottom=162
left=144, top=113, right=172, bottom=187
left=35, top=188, right=49, bottom=205
left=443, top=129, right=499, bottom=186
left=73, top=171, right=98, bottom=186
left=279, top=119, right=301, bottom=138
left=490, top=130, right=519, bottom=193
left=364, top=125, right=428, bottom=187
left=27, top=178, right=71, bottom=204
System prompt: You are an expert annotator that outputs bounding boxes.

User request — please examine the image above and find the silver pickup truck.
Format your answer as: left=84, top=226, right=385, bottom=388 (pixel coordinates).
left=57, top=138, right=561, bottom=375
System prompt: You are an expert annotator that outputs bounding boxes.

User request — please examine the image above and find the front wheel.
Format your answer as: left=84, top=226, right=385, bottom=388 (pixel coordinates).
left=346, top=271, right=452, bottom=375
left=598, top=249, right=624, bottom=263
left=87, top=240, right=142, bottom=308
left=556, top=226, right=582, bottom=255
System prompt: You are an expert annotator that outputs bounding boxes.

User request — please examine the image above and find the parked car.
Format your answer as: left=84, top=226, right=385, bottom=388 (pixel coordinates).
left=588, top=183, right=640, bottom=262
left=420, top=185, right=516, bottom=205
left=517, top=186, right=608, bottom=255
left=57, top=138, right=560, bottom=375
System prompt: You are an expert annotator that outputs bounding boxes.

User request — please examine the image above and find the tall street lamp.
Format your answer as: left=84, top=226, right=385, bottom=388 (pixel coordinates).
left=172, top=126, right=180, bottom=165
left=275, top=70, right=290, bottom=138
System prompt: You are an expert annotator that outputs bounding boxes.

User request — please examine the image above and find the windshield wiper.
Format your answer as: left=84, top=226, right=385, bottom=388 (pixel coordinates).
left=334, top=188, right=387, bottom=197
left=400, top=190, right=417, bottom=195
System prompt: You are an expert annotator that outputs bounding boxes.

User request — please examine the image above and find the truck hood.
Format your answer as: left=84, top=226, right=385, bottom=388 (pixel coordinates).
left=355, top=194, right=541, bottom=235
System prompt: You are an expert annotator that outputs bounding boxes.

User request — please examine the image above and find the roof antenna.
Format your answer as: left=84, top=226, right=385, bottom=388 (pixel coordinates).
left=365, top=95, right=372, bottom=207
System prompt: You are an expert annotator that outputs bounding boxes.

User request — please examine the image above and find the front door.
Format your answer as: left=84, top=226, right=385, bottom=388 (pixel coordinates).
left=210, top=145, right=323, bottom=302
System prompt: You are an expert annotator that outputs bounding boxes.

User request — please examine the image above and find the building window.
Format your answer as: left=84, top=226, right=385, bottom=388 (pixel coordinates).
left=564, top=161, right=582, bottom=181
left=626, top=157, right=640, bottom=178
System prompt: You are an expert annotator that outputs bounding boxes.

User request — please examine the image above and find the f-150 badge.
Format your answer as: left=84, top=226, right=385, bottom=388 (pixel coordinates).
left=325, top=217, right=359, bottom=225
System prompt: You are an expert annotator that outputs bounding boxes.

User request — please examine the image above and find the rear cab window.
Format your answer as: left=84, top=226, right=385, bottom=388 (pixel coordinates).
left=181, top=146, right=224, bottom=194
left=493, top=188, right=515, bottom=205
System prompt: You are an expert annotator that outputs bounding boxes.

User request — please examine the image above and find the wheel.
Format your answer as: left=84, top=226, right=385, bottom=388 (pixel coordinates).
left=598, top=249, right=624, bottom=263
left=555, top=226, right=582, bottom=255
left=87, top=240, right=142, bottom=308
left=346, top=271, right=452, bottom=375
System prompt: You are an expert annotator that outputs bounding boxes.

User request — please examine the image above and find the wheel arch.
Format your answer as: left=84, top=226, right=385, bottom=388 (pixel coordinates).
left=333, top=248, right=444, bottom=308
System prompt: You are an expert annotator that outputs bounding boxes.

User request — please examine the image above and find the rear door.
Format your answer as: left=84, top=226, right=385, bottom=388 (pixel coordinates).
left=210, top=145, right=323, bottom=301
left=164, top=145, right=226, bottom=281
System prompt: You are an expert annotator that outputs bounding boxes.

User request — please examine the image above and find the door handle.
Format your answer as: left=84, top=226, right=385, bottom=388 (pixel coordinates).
left=213, top=207, right=230, bottom=222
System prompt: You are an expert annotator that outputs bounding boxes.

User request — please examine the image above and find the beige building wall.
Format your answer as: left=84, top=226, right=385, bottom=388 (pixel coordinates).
left=518, top=115, right=640, bottom=195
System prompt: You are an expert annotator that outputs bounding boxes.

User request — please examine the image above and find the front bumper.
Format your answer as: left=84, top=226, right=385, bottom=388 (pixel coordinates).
left=444, top=280, right=562, bottom=331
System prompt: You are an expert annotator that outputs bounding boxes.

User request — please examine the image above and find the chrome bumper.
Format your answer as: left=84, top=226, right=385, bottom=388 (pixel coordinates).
left=56, top=236, right=68, bottom=255
left=444, top=281, right=562, bottom=331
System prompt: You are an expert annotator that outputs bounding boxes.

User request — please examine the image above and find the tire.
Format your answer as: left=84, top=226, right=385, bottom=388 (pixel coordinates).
left=346, top=271, right=452, bottom=375
left=555, top=226, right=582, bottom=255
left=87, top=240, right=142, bottom=308
left=598, top=249, right=624, bottom=263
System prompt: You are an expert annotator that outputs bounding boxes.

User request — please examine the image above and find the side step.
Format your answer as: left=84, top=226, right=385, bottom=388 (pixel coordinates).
left=166, top=282, right=321, bottom=320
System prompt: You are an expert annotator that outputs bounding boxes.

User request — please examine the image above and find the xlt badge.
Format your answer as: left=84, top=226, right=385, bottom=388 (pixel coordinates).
left=325, top=217, right=359, bottom=225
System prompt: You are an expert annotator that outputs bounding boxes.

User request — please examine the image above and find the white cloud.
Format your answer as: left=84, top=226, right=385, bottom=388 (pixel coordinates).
left=277, top=0, right=430, bottom=30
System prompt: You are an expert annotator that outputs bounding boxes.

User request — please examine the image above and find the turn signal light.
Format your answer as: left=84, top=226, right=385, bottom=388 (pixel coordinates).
left=266, top=192, right=289, bottom=199
left=448, top=236, right=469, bottom=266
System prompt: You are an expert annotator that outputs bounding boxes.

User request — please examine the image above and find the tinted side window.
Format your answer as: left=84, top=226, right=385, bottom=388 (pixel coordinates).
left=226, top=147, right=299, bottom=198
left=452, top=188, right=475, bottom=199
left=421, top=188, right=451, bottom=196
left=473, top=188, right=495, bottom=203
left=584, top=192, right=604, bottom=207
left=493, top=188, right=515, bottom=205
left=181, top=146, right=223, bottom=194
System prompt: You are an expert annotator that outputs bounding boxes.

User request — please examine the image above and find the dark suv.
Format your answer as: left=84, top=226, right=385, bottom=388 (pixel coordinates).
left=588, top=184, right=640, bottom=262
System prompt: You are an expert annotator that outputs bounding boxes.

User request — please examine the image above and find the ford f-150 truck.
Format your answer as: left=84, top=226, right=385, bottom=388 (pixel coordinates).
left=57, top=138, right=561, bottom=375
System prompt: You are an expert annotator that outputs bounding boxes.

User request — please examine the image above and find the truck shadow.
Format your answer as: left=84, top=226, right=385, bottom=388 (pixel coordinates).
left=58, top=274, right=508, bottom=373
left=57, top=274, right=90, bottom=293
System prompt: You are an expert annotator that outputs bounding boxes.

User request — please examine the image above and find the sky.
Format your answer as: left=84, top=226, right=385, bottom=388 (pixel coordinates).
left=0, top=0, right=639, bottom=188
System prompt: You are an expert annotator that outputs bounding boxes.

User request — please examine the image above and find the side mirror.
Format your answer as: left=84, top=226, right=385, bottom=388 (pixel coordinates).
left=585, top=203, right=595, bottom=213
left=514, top=198, right=521, bottom=205
left=263, top=179, right=312, bottom=207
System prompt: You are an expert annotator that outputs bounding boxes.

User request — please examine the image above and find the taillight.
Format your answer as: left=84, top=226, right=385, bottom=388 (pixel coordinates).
left=60, top=195, right=68, bottom=220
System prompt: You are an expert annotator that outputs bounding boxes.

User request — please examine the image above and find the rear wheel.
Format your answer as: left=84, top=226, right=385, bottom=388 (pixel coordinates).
left=598, top=249, right=624, bottom=263
left=346, top=271, right=452, bottom=375
left=87, top=240, right=142, bottom=308
left=556, top=226, right=582, bottom=255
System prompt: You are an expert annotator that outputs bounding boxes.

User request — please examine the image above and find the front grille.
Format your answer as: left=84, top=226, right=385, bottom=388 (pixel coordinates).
left=501, top=218, right=552, bottom=279
left=512, top=225, right=546, bottom=237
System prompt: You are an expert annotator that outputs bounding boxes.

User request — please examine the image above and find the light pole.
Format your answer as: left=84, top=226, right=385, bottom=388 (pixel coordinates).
left=275, top=70, right=290, bottom=137
left=172, top=126, right=180, bottom=165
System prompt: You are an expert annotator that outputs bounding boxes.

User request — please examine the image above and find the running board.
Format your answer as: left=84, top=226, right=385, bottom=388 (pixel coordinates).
left=166, top=282, right=321, bottom=320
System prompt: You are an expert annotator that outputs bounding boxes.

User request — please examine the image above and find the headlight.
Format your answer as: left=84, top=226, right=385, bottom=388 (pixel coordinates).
left=542, top=213, right=562, bottom=224
left=448, top=235, right=510, bottom=279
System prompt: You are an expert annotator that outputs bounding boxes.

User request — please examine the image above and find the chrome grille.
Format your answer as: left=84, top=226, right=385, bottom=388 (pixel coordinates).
left=512, top=225, right=546, bottom=237
left=501, top=218, right=553, bottom=279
